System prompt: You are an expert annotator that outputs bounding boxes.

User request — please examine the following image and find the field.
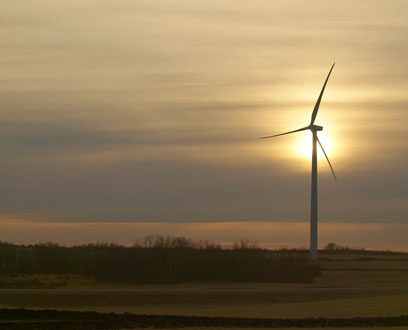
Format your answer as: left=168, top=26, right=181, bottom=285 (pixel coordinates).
left=150, top=328, right=408, bottom=330
left=0, top=250, right=407, bottom=328
left=0, top=308, right=407, bottom=329
left=156, top=328, right=408, bottom=330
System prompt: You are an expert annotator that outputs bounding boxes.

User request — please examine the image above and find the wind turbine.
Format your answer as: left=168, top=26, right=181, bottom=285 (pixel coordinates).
left=261, top=63, right=337, bottom=261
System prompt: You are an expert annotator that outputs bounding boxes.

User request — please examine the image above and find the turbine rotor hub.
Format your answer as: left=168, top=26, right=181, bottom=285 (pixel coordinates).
left=311, top=125, right=323, bottom=131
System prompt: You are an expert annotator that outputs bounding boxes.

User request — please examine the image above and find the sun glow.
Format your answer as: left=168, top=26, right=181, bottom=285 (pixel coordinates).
left=297, top=133, right=332, bottom=159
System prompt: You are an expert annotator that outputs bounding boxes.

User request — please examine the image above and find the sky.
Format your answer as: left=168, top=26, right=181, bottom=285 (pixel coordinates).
left=1, top=0, right=407, bottom=249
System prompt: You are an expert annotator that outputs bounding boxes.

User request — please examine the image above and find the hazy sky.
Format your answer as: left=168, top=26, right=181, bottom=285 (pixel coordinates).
left=1, top=1, right=407, bottom=248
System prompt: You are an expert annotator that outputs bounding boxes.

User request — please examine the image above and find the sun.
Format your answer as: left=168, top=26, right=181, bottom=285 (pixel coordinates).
left=297, top=134, right=332, bottom=159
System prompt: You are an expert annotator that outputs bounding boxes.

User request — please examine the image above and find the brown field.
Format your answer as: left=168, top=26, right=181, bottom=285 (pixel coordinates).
left=0, top=287, right=406, bottom=318
left=0, top=251, right=407, bottom=328
left=319, top=253, right=408, bottom=271
left=148, top=328, right=408, bottom=330
left=152, top=328, right=408, bottom=330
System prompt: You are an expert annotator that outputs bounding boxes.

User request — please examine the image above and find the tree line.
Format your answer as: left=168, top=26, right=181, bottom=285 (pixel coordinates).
left=0, top=236, right=319, bottom=283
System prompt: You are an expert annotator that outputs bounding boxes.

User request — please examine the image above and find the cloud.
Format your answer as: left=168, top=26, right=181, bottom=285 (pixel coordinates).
left=1, top=221, right=406, bottom=251
left=0, top=0, right=406, bottom=237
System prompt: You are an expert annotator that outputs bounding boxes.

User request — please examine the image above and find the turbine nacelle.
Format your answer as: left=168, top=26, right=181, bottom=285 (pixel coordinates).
left=311, top=125, right=323, bottom=132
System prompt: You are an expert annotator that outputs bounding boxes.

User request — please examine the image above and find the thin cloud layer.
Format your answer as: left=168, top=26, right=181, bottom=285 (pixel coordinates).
left=1, top=221, right=407, bottom=252
left=0, top=1, right=407, bottom=240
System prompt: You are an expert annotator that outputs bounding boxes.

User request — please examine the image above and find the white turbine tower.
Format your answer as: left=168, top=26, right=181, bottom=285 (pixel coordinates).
left=261, top=63, right=337, bottom=261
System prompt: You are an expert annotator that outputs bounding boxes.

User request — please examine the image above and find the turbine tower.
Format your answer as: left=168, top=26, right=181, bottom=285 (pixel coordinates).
left=261, top=63, right=337, bottom=261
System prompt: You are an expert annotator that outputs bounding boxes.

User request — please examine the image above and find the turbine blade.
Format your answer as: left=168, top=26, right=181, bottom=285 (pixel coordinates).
left=316, top=135, right=337, bottom=182
left=310, top=63, right=335, bottom=125
left=260, top=126, right=309, bottom=139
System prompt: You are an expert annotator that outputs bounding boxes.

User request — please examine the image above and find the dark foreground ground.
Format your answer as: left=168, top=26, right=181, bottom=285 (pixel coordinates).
left=0, top=308, right=407, bottom=329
